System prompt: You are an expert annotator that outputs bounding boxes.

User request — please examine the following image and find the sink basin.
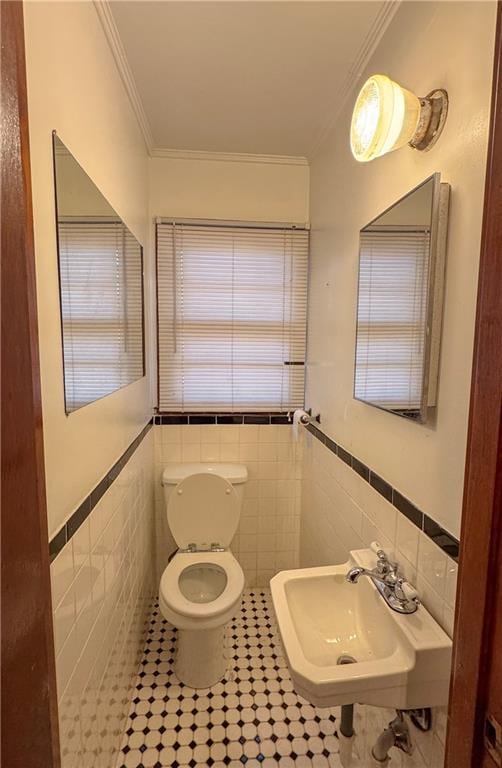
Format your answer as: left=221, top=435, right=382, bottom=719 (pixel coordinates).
left=270, top=548, right=452, bottom=709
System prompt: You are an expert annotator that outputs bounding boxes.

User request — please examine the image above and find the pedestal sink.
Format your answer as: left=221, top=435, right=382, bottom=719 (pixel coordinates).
left=270, top=548, right=452, bottom=709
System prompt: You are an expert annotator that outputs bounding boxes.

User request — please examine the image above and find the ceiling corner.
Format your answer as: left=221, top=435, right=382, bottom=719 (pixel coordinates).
left=150, top=148, right=309, bottom=167
left=93, top=0, right=154, bottom=154
left=308, top=0, right=402, bottom=160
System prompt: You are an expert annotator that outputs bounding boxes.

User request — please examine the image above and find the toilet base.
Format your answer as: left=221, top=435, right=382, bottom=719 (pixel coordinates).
left=175, top=625, right=229, bottom=688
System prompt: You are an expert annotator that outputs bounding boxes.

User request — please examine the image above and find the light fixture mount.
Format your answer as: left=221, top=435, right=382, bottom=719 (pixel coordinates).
left=350, top=75, right=449, bottom=163
left=409, top=89, right=448, bottom=152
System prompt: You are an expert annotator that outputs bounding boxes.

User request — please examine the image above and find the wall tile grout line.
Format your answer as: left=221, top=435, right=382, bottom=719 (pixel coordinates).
left=305, top=422, right=460, bottom=562
left=49, top=419, right=153, bottom=561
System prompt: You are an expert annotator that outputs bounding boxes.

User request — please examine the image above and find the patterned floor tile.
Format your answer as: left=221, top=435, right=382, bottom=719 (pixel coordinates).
left=117, top=589, right=342, bottom=768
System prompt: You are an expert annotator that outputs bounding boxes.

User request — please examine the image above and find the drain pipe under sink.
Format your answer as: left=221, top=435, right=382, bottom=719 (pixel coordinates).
left=337, top=656, right=357, bottom=768
left=338, top=706, right=356, bottom=767
left=370, top=711, right=413, bottom=766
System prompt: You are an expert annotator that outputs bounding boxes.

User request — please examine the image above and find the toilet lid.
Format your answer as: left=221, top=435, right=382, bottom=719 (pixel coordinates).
left=167, top=472, right=240, bottom=549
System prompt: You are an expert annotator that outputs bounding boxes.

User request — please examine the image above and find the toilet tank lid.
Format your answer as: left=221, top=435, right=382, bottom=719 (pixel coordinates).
left=161, top=463, right=248, bottom=486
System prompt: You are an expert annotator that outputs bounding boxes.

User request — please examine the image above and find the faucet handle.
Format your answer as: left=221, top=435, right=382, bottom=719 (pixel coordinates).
left=371, top=541, right=393, bottom=563
left=370, top=542, right=398, bottom=575
left=376, top=549, right=396, bottom=573
left=401, top=581, right=420, bottom=603
left=394, top=578, right=420, bottom=605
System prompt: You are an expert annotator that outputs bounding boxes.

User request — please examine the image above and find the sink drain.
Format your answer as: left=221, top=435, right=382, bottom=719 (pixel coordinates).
left=337, top=654, right=357, bottom=665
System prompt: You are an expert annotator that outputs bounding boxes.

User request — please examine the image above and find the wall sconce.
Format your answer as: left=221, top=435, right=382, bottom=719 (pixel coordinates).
left=350, top=74, right=448, bottom=162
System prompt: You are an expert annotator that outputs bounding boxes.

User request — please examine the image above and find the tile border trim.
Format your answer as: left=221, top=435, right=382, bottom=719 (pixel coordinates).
left=49, top=420, right=153, bottom=562
left=306, top=422, right=460, bottom=562
left=154, top=412, right=292, bottom=425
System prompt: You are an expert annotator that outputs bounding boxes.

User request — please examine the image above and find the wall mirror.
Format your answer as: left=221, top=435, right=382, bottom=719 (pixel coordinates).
left=354, top=173, right=450, bottom=423
left=52, top=133, right=145, bottom=413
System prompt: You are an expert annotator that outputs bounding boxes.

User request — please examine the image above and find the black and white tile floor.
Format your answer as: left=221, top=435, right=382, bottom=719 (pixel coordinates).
left=118, top=589, right=342, bottom=768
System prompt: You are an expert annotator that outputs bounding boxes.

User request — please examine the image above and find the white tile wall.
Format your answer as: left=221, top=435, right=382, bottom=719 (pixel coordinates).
left=55, top=422, right=455, bottom=768
left=50, top=432, right=156, bottom=768
left=153, top=424, right=302, bottom=586
left=300, top=429, right=457, bottom=767
left=300, top=430, right=457, bottom=636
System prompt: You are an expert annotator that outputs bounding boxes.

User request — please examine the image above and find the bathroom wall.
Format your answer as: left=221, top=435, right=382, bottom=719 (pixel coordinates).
left=24, top=0, right=153, bottom=539
left=24, top=4, right=494, bottom=768
left=306, top=0, right=496, bottom=540
left=24, top=4, right=157, bottom=768
left=154, top=424, right=302, bottom=586
left=300, top=421, right=456, bottom=767
left=149, top=153, right=310, bottom=224
left=50, top=430, right=155, bottom=768
left=301, top=3, right=495, bottom=766
left=149, top=149, right=309, bottom=585
left=301, top=429, right=457, bottom=636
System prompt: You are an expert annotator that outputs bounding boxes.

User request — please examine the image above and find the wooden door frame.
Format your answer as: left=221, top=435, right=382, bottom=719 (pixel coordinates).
left=445, top=3, right=502, bottom=766
left=1, top=2, right=61, bottom=767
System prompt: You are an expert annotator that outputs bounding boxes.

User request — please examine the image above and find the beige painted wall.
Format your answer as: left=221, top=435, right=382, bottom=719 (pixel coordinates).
left=25, top=1, right=152, bottom=538
left=149, top=156, right=310, bottom=223
left=306, top=1, right=496, bottom=539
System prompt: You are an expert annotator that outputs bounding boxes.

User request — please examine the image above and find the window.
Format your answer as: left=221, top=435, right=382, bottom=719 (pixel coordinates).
left=156, top=222, right=309, bottom=412
left=354, top=226, right=430, bottom=412
left=58, top=220, right=144, bottom=412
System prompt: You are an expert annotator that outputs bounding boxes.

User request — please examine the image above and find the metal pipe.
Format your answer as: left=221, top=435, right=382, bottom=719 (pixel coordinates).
left=336, top=656, right=357, bottom=741
left=371, top=712, right=413, bottom=763
left=340, top=704, right=354, bottom=738
left=371, top=726, right=396, bottom=763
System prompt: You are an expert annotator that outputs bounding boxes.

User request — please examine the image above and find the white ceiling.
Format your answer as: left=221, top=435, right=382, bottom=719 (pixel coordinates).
left=109, top=1, right=394, bottom=158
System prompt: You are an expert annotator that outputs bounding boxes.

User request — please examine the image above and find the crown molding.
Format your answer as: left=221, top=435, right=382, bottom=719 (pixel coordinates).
left=308, top=0, right=401, bottom=159
left=150, top=148, right=309, bottom=166
left=94, top=0, right=399, bottom=164
left=93, top=0, right=154, bottom=153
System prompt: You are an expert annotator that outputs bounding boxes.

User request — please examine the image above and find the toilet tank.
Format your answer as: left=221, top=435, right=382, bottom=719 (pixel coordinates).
left=161, top=463, right=248, bottom=509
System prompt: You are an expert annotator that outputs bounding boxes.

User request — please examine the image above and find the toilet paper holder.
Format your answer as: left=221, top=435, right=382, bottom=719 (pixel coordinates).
left=287, top=408, right=321, bottom=425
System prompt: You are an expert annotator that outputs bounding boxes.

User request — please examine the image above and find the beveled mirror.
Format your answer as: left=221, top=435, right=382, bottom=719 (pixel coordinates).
left=354, top=173, right=450, bottom=423
left=53, top=133, right=145, bottom=413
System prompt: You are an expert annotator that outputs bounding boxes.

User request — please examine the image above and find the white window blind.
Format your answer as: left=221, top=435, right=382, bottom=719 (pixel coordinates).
left=58, top=220, right=144, bottom=412
left=354, top=227, right=430, bottom=411
left=156, top=222, right=309, bottom=412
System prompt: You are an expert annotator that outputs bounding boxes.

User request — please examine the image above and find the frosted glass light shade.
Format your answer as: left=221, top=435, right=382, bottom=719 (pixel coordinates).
left=351, top=75, right=421, bottom=162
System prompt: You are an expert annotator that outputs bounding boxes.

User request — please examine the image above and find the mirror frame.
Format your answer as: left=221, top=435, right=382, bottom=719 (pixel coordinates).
left=52, top=131, right=146, bottom=415
left=353, top=173, right=450, bottom=424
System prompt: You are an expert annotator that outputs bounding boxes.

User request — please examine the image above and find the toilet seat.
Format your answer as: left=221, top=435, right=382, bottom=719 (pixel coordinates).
left=160, top=551, right=244, bottom=628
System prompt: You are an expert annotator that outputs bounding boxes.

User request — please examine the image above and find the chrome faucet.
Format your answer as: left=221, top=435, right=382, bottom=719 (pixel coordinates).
left=346, top=549, right=420, bottom=614
left=347, top=548, right=398, bottom=583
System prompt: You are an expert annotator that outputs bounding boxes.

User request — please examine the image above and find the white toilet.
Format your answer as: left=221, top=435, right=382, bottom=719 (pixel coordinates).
left=159, top=463, right=248, bottom=688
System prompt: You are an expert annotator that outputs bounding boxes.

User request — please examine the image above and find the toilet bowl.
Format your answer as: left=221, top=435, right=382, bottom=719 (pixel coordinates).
left=159, top=463, right=248, bottom=688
